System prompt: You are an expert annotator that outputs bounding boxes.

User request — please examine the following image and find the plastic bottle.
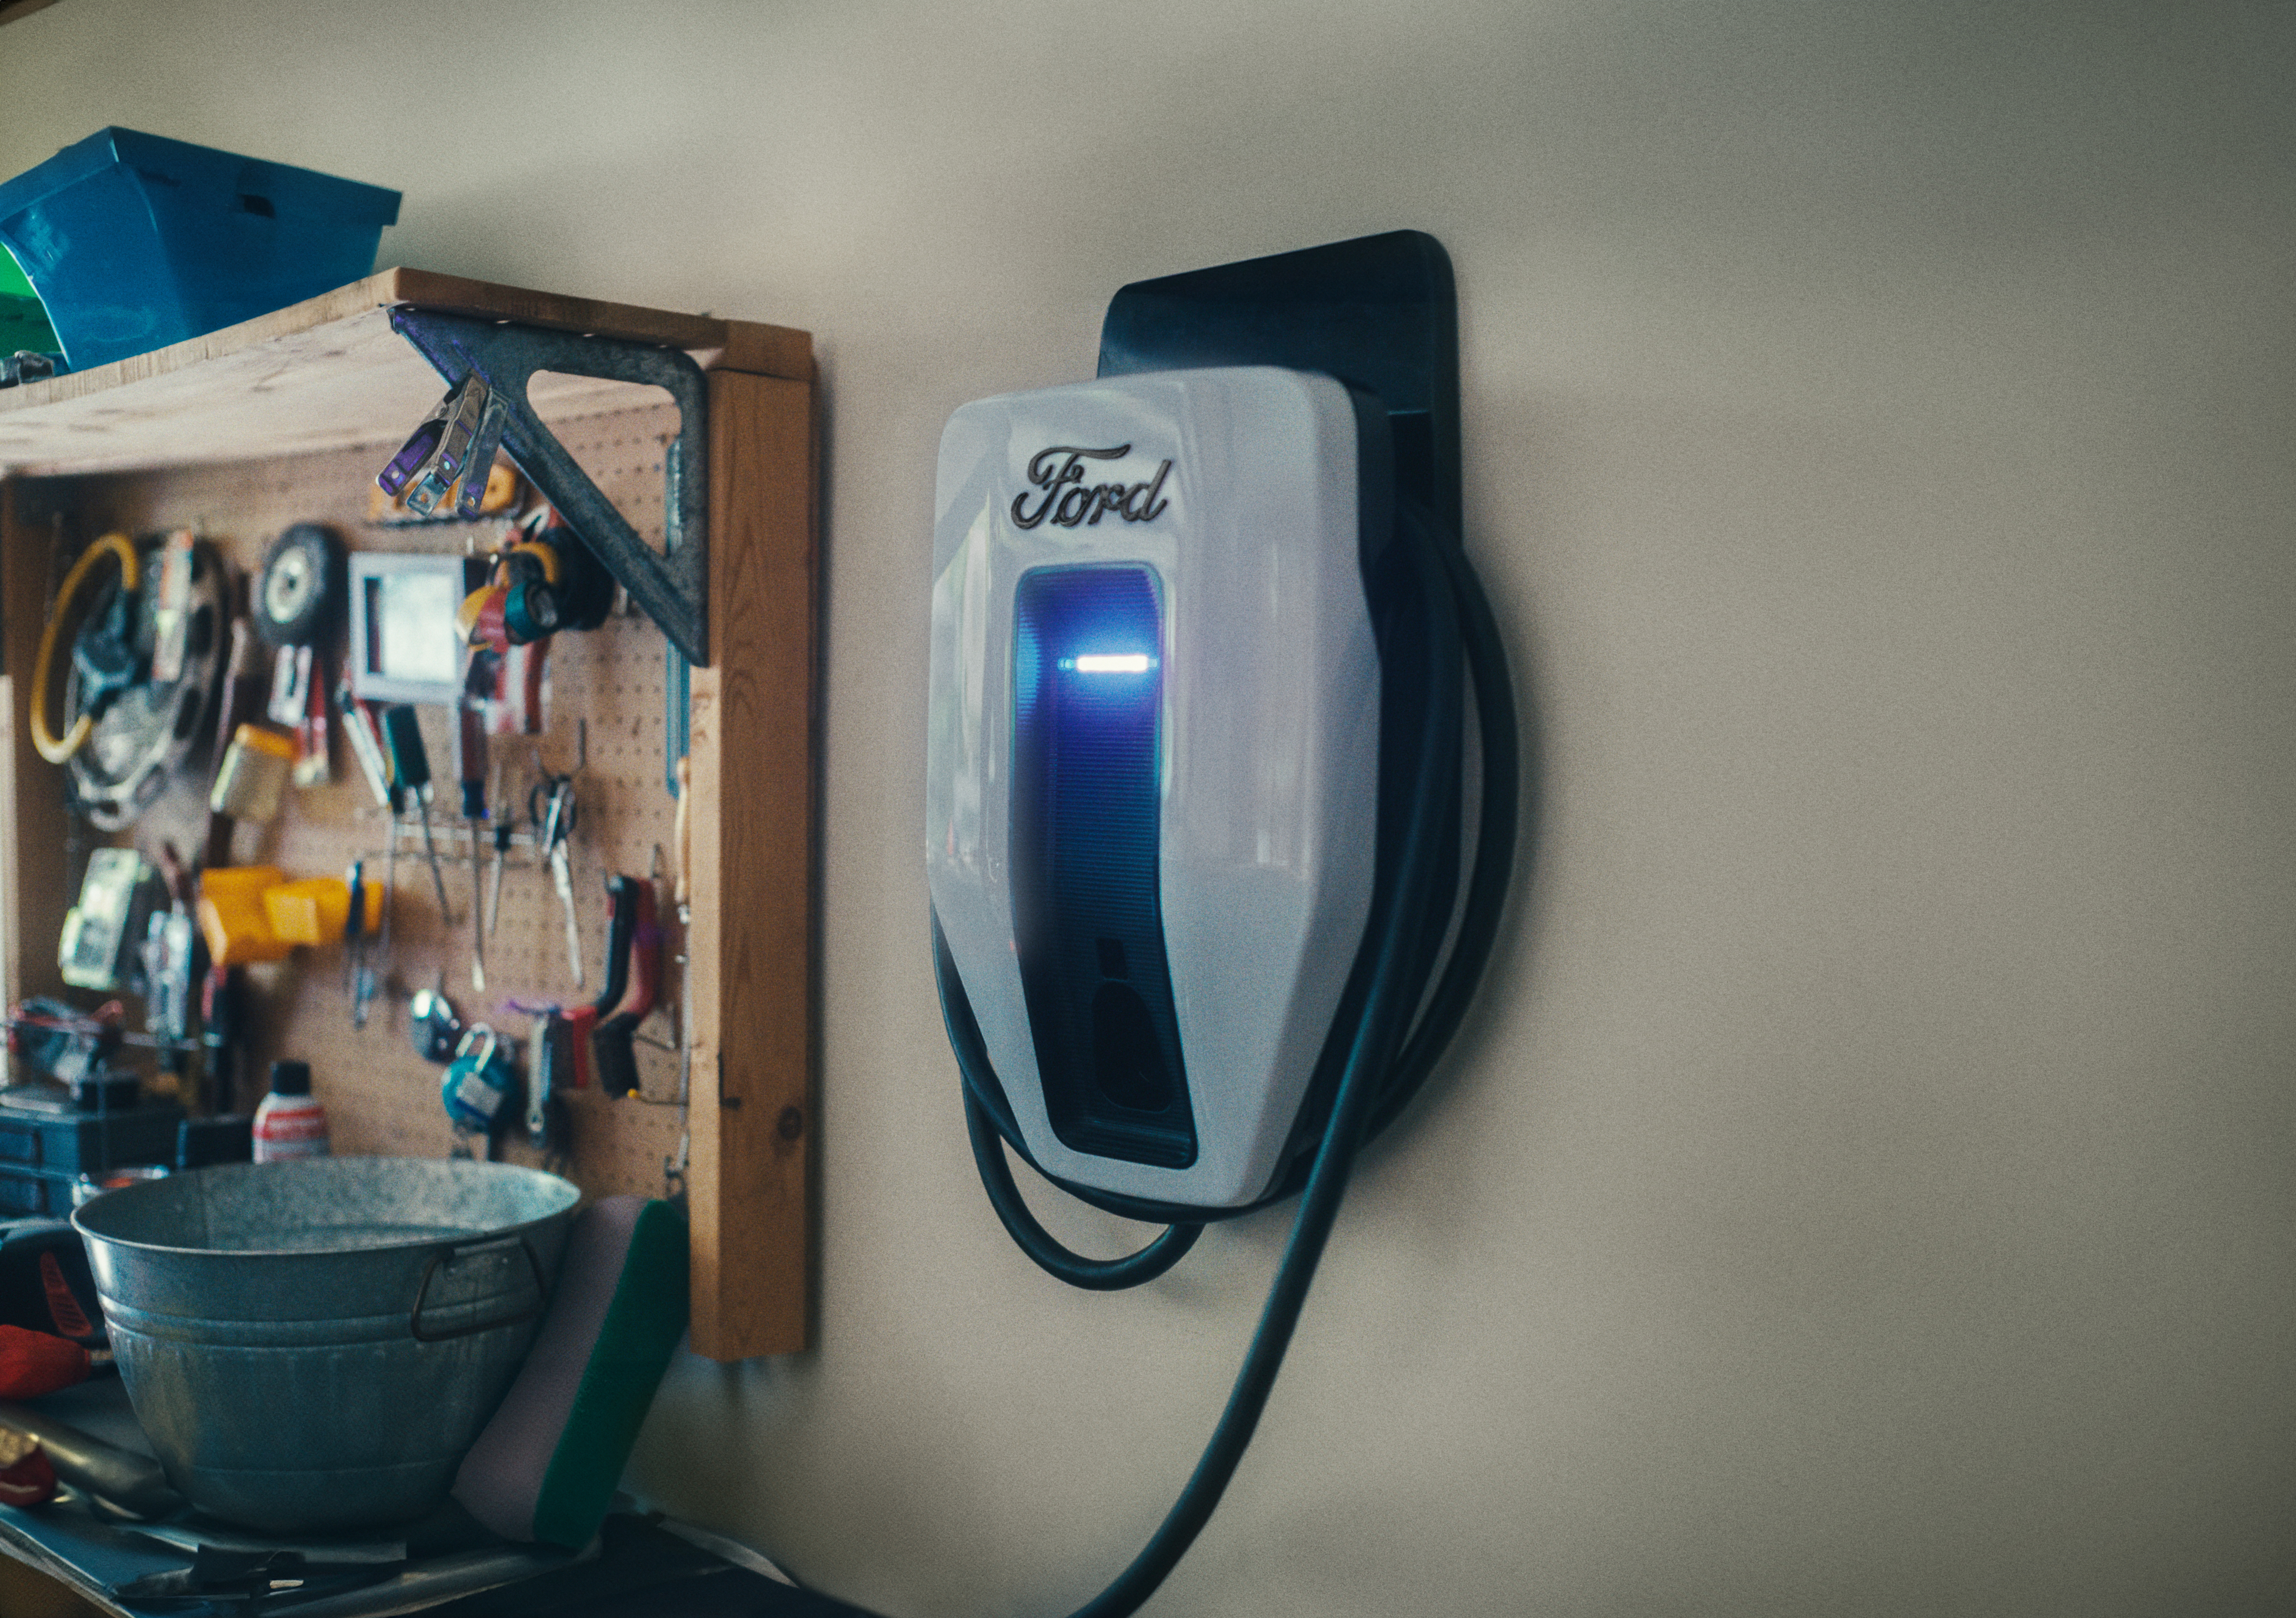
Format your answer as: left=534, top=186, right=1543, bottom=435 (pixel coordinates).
left=252, top=1060, right=329, bottom=1162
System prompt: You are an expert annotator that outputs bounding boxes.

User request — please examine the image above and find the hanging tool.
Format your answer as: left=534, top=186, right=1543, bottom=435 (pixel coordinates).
left=522, top=870, right=642, bottom=1147
left=531, top=773, right=582, bottom=988
left=593, top=877, right=660, bottom=1099
left=262, top=644, right=332, bottom=790
left=443, top=1025, right=519, bottom=1157
left=266, top=643, right=316, bottom=761
left=524, top=1015, right=562, bottom=1153
left=266, top=649, right=310, bottom=729
left=665, top=647, right=689, bottom=798
left=59, top=532, right=230, bottom=833
left=375, top=371, right=491, bottom=518
left=381, top=706, right=453, bottom=921
left=492, top=639, right=548, bottom=736
left=666, top=759, right=693, bottom=1198
left=201, top=619, right=261, bottom=871
left=337, top=676, right=394, bottom=811
left=300, top=668, right=333, bottom=789
left=58, top=848, right=160, bottom=993
left=149, top=530, right=197, bottom=685
left=410, top=977, right=462, bottom=1064
left=488, top=814, right=514, bottom=937
left=343, top=861, right=361, bottom=993
left=370, top=452, right=521, bottom=526
left=199, top=964, right=242, bottom=1117
left=561, top=874, right=640, bottom=1092
left=456, top=505, right=615, bottom=650
left=378, top=776, right=399, bottom=974
left=588, top=874, right=641, bottom=1040
left=346, top=860, right=377, bottom=1030
left=207, top=724, right=296, bottom=826
left=521, top=905, right=616, bottom=1156
left=254, top=523, right=347, bottom=791
left=144, top=843, right=199, bottom=1076
left=457, top=655, right=494, bottom=992
left=30, top=532, right=139, bottom=767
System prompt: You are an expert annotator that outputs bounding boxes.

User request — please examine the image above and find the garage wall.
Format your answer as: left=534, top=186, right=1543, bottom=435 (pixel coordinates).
left=3, top=2, right=2291, bottom=1614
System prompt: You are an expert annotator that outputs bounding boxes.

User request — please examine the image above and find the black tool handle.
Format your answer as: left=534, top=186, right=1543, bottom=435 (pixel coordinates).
left=457, top=654, right=493, bottom=819
left=381, top=704, right=430, bottom=801
left=589, top=874, right=639, bottom=1019
left=457, top=710, right=488, bottom=820
left=592, top=1022, right=640, bottom=1099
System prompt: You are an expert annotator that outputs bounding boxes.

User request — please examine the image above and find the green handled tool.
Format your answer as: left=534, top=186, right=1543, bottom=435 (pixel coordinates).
left=382, top=705, right=453, bottom=921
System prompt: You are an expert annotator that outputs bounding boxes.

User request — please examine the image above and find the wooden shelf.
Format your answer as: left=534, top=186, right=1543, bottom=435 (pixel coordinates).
left=0, top=267, right=812, bottom=475
left=0, top=271, right=818, bottom=1361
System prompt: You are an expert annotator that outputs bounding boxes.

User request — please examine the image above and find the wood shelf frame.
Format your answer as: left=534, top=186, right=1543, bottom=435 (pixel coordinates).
left=0, top=270, right=817, bottom=1360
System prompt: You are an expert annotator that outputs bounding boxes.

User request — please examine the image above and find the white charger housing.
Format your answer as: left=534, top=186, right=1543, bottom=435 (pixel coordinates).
left=927, top=367, right=1387, bottom=1207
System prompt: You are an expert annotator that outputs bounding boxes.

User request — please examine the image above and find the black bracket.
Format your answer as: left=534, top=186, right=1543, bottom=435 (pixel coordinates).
left=1097, top=229, right=1460, bottom=543
left=381, top=307, right=711, bottom=666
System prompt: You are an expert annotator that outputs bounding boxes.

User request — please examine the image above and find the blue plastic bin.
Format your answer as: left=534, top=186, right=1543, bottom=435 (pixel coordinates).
left=0, top=127, right=400, bottom=371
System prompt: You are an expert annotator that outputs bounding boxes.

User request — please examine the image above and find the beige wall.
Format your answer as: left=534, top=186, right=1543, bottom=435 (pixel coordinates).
left=5, top=2, right=2292, bottom=1613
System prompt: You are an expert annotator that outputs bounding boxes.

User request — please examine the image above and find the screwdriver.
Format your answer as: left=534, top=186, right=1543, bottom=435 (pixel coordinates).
left=347, top=860, right=378, bottom=1029
left=379, top=781, right=398, bottom=970
left=344, top=860, right=362, bottom=993
left=382, top=705, right=454, bottom=921
left=488, top=815, right=514, bottom=936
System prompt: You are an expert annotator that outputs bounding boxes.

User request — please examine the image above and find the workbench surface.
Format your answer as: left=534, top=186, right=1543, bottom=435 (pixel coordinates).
left=0, top=1381, right=874, bottom=1616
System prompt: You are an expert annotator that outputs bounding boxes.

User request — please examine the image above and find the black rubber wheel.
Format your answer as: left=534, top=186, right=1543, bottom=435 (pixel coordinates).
left=253, top=523, right=346, bottom=648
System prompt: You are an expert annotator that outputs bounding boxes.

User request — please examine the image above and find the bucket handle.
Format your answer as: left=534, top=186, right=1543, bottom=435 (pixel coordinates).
left=410, top=1235, right=548, bottom=1343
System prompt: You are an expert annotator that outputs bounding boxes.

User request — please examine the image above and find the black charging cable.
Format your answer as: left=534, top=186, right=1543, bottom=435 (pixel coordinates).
left=932, top=501, right=1517, bottom=1616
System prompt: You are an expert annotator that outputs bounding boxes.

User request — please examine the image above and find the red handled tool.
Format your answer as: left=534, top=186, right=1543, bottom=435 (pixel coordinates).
left=592, top=878, right=660, bottom=1098
left=561, top=872, right=641, bottom=1090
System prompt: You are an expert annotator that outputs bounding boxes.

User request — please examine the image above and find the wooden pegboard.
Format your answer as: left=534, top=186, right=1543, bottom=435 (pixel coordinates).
left=38, top=400, right=696, bottom=1203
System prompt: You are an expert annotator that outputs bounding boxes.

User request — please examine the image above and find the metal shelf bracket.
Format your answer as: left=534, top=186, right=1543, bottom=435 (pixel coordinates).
left=380, top=307, right=711, bottom=666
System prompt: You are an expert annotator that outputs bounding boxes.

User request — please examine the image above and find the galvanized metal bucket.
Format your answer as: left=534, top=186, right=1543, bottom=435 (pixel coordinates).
left=72, top=1157, right=579, bottom=1532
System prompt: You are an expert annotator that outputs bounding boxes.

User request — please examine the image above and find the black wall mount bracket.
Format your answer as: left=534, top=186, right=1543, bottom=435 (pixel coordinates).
left=1097, top=228, right=1460, bottom=545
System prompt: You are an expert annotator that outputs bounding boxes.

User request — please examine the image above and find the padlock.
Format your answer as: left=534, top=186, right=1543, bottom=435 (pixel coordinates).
left=441, top=1025, right=518, bottom=1138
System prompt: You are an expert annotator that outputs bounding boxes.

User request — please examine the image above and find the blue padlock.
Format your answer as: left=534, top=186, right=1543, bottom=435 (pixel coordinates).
left=441, top=1025, right=518, bottom=1139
